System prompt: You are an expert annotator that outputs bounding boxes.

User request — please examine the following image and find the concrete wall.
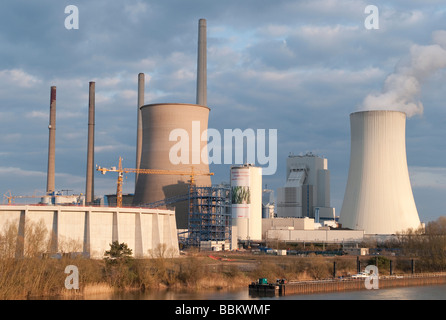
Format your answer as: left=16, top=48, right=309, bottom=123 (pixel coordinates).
left=0, top=205, right=179, bottom=259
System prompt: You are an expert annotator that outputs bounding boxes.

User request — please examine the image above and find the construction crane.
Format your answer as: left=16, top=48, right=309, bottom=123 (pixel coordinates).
left=3, top=190, right=84, bottom=205
left=96, top=157, right=214, bottom=207
left=3, top=190, right=44, bottom=204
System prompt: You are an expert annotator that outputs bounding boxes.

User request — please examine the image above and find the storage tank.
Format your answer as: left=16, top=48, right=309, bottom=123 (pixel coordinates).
left=132, top=103, right=212, bottom=229
left=339, top=110, right=422, bottom=234
left=231, top=165, right=262, bottom=241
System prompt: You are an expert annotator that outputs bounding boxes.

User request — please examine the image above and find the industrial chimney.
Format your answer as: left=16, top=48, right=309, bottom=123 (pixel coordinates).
left=339, top=110, right=422, bottom=234
left=135, top=73, right=144, bottom=186
left=46, top=86, right=56, bottom=194
left=196, top=18, right=207, bottom=106
left=85, top=81, right=95, bottom=204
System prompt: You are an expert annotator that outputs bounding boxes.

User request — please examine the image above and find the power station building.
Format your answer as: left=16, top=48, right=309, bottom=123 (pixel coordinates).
left=0, top=205, right=178, bottom=259
left=276, top=153, right=335, bottom=222
left=339, top=110, right=422, bottom=235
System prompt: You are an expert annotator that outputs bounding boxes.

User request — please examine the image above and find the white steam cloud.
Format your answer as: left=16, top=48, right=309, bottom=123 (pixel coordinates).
left=361, top=30, right=446, bottom=117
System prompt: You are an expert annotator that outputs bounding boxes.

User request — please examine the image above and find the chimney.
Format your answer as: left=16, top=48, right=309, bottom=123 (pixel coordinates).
left=196, top=18, right=207, bottom=106
left=135, top=73, right=144, bottom=186
left=85, top=81, right=95, bottom=204
left=46, top=86, right=56, bottom=194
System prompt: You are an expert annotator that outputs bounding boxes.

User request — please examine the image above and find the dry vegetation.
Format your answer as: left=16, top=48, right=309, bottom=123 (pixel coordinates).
left=0, top=217, right=445, bottom=299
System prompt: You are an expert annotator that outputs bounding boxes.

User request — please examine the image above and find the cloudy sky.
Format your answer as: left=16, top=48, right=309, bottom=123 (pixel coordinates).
left=1, top=0, right=445, bottom=223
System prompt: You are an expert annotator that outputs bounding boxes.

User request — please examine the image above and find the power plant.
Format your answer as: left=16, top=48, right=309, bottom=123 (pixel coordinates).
left=276, top=153, right=334, bottom=222
left=339, top=110, right=422, bottom=234
left=132, top=18, right=212, bottom=230
left=0, top=18, right=430, bottom=260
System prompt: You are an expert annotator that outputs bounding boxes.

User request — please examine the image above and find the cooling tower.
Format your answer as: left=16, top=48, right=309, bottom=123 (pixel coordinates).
left=339, top=110, right=421, bottom=234
left=132, top=103, right=212, bottom=229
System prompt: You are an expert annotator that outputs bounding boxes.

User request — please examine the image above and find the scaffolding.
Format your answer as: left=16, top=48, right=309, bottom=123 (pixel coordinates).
left=188, top=186, right=232, bottom=249
left=144, top=185, right=232, bottom=250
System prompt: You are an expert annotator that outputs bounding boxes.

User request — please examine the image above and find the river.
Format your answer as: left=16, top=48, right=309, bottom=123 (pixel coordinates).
left=85, top=283, right=446, bottom=300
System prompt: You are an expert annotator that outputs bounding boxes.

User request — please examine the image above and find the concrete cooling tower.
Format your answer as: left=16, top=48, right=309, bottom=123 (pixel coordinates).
left=132, top=103, right=212, bottom=228
left=339, top=110, right=422, bottom=235
left=132, top=19, right=212, bottom=229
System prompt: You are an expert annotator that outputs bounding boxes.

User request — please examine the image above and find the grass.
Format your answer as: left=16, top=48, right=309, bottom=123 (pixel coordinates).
left=0, top=250, right=434, bottom=299
left=0, top=251, right=360, bottom=299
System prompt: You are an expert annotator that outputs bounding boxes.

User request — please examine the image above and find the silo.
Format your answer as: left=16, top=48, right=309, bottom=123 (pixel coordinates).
left=339, top=110, right=422, bottom=234
left=231, top=165, right=262, bottom=241
left=132, top=103, right=212, bottom=229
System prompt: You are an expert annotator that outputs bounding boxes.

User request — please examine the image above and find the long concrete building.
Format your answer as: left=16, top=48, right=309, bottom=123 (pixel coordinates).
left=0, top=205, right=179, bottom=259
left=262, top=218, right=364, bottom=243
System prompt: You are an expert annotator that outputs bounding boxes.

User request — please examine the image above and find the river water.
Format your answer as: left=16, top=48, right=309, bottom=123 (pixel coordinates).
left=87, top=283, right=446, bottom=300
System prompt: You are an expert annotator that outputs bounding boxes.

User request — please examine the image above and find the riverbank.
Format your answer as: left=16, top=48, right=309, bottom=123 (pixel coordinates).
left=0, top=252, right=442, bottom=299
left=249, top=272, right=446, bottom=297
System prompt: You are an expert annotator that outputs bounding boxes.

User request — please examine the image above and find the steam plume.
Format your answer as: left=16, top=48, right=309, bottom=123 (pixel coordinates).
left=361, top=30, right=446, bottom=117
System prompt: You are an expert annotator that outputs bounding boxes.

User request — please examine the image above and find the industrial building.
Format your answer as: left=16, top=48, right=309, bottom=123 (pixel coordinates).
left=276, top=153, right=335, bottom=222
left=262, top=189, right=275, bottom=219
left=0, top=78, right=182, bottom=259
left=339, top=110, right=423, bottom=235
left=0, top=205, right=178, bottom=259
left=262, top=218, right=364, bottom=243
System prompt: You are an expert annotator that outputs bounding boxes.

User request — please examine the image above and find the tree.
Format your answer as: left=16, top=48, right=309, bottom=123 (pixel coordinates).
left=103, top=241, right=137, bottom=288
left=104, top=241, right=133, bottom=264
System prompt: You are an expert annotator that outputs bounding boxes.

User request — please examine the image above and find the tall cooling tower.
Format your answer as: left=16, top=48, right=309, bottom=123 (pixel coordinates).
left=339, top=110, right=421, bottom=234
left=133, top=19, right=211, bottom=229
left=132, top=103, right=212, bottom=228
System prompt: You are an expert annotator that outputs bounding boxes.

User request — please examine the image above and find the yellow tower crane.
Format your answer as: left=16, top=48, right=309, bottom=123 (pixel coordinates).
left=96, top=157, right=214, bottom=207
left=3, top=190, right=44, bottom=204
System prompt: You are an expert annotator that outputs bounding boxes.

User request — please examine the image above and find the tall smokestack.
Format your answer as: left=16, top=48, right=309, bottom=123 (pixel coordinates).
left=85, top=81, right=95, bottom=204
left=135, top=73, right=144, bottom=186
left=46, top=86, right=56, bottom=194
left=196, top=18, right=207, bottom=106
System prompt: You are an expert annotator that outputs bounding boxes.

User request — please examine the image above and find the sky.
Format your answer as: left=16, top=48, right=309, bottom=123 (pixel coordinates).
left=0, top=0, right=445, bottom=224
